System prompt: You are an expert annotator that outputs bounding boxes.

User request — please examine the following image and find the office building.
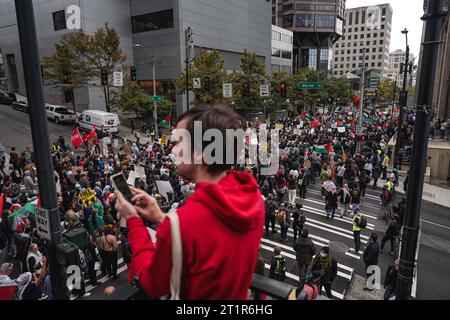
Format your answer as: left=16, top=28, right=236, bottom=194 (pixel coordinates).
left=0, top=0, right=272, bottom=114
left=271, top=25, right=293, bottom=74
left=272, top=0, right=345, bottom=73
left=332, top=3, right=393, bottom=80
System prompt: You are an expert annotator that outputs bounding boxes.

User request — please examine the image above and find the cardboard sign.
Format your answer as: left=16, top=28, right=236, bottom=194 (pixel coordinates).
left=304, top=160, right=311, bottom=168
left=135, top=166, right=146, bottom=179
left=35, top=208, right=51, bottom=241
left=127, top=171, right=136, bottom=187
left=338, top=127, right=346, bottom=133
left=155, top=180, right=175, bottom=201
left=79, top=188, right=96, bottom=208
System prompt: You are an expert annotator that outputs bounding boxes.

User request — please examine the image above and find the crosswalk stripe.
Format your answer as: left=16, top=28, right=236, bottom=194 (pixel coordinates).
left=263, top=263, right=345, bottom=300
left=270, top=225, right=363, bottom=259
left=302, top=205, right=376, bottom=229
left=304, top=221, right=368, bottom=244
left=307, top=188, right=381, bottom=204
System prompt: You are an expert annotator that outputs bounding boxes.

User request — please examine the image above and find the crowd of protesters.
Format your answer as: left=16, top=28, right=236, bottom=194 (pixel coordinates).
left=0, top=102, right=412, bottom=300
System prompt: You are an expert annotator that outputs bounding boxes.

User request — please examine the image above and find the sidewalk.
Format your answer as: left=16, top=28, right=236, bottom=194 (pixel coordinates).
left=397, top=177, right=450, bottom=209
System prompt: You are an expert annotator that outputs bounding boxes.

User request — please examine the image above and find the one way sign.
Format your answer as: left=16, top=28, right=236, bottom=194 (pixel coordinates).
left=35, top=207, right=51, bottom=241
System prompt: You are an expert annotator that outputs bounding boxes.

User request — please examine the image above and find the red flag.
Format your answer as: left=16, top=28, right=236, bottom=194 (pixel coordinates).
left=83, top=125, right=97, bottom=142
left=312, top=116, right=320, bottom=129
left=0, top=194, right=4, bottom=220
left=350, top=119, right=356, bottom=127
left=37, top=197, right=41, bottom=208
left=164, top=115, right=171, bottom=123
left=337, top=119, right=342, bottom=126
left=71, top=128, right=84, bottom=148
left=301, top=110, right=307, bottom=120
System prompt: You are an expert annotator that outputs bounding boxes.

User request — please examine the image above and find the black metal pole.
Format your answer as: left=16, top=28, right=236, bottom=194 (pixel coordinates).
left=392, top=76, right=397, bottom=111
left=393, top=40, right=410, bottom=168
left=186, top=59, right=189, bottom=111
left=14, top=0, right=68, bottom=300
left=396, top=0, right=446, bottom=300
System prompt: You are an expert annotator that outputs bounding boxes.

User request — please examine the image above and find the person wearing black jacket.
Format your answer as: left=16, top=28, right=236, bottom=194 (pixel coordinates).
left=85, top=235, right=100, bottom=285
left=291, top=203, right=306, bottom=241
left=363, top=233, right=380, bottom=291
left=264, top=194, right=278, bottom=235
left=293, top=229, right=315, bottom=285
left=380, top=217, right=400, bottom=255
left=384, top=259, right=400, bottom=300
left=311, top=246, right=337, bottom=299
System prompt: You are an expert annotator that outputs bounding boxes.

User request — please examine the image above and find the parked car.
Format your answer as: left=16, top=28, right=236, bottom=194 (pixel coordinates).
left=77, top=110, right=120, bottom=133
left=45, top=104, right=77, bottom=124
left=0, top=91, right=16, bottom=105
left=12, top=100, right=30, bottom=113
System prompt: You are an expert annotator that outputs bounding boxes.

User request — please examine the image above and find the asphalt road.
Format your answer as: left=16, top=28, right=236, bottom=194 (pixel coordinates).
left=1, top=102, right=450, bottom=300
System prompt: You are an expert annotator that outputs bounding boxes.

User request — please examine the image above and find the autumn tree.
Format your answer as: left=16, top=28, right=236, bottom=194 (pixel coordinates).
left=58, top=25, right=127, bottom=112
left=41, top=43, right=89, bottom=113
left=173, top=49, right=230, bottom=106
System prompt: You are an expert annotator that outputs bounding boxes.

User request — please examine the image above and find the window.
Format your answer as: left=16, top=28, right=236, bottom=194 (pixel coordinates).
left=366, top=41, right=370, bottom=45
left=272, top=48, right=281, bottom=57
left=272, top=31, right=281, bottom=41
left=361, top=34, right=364, bottom=39
left=347, top=49, right=351, bottom=54
left=296, top=14, right=314, bottom=27
left=361, top=26, right=365, bottom=31
left=373, top=33, right=378, bottom=38
left=347, top=57, right=350, bottom=61
left=283, top=14, right=294, bottom=27
left=132, top=9, right=174, bottom=33
left=348, top=42, right=351, bottom=47
left=335, top=57, right=338, bottom=62
left=362, top=10, right=366, bottom=24
left=360, top=49, right=363, bottom=53
left=382, top=7, right=386, bottom=17
left=342, top=36, right=346, bottom=40
left=348, top=12, right=353, bottom=25
left=316, top=5, right=336, bottom=12
left=366, top=48, right=370, bottom=53
left=354, top=35, right=358, bottom=39
left=349, top=28, right=352, bottom=33
left=352, top=63, right=356, bottom=68
left=353, top=49, right=357, bottom=54
left=348, top=35, right=352, bottom=40
left=360, top=41, right=364, bottom=46
left=373, top=40, right=377, bottom=45
left=346, top=63, right=350, bottom=68
left=296, top=3, right=315, bottom=11
left=359, top=56, right=362, bottom=60
left=354, top=42, right=357, bottom=47
left=316, top=15, right=335, bottom=28
left=372, top=48, right=376, bottom=52
left=340, top=64, right=344, bottom=68
left=335, top=50, right=338, bottom=55
left=379, top=47, right=383, bottom=52
left=380, top=32, right=384, bottom=37
left=53, top=10, right=66, bottom=31
left=380, top=40, right=384, bottom=44
left=341, top=50, right=345, bottom=54
left=371, top=62, right=375, bottom=67
left=378, top=55, right=383, bottom=59
left=378, top=62, right=382, bottom=67
left=381, top=24, right=385, bottom=29
left=355, top=27, right=358, bottom=32
left=372, top=55, right=376, bottom=60
left=367, top=33, right=371, bottom=38
left=341, top=57, right=344, bottom=61
left=282, top=50, right=292, bottom=59
left=282, top=34, right=293, bottom=44
left=334, top=71, right=338, bottom=75
left=365, top=63, right=369, bottom=67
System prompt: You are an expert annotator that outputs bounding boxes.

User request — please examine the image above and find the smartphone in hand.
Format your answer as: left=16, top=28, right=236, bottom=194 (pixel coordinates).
left=110, top=173, right=134, bottom=203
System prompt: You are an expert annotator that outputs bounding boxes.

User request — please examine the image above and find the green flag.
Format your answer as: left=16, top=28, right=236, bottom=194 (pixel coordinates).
left=8, top=203, right=36, bottom=219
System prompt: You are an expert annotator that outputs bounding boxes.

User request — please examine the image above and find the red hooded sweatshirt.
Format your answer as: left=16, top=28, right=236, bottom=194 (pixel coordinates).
left=127, top=171, right=265, bottom=300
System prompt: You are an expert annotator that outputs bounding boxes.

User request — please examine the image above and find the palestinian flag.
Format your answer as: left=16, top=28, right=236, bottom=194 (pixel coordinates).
left=160, top=115, right=171, bottom=127
left=8, top=203, right=36, bottom=219
left=312, top=116, right=320, bottom=129
left=336, top=119, right=342, bottom=127
left=0, top=194, right=4, bottom=220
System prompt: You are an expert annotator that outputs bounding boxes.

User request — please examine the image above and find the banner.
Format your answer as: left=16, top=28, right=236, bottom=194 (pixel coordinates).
left=155, top=180, right=175, bottom=201
left=79, top=188, right=96, bottom=208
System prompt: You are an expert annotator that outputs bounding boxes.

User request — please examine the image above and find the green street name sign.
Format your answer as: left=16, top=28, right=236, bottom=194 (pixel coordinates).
left=150, top=96, right=165, bottom=103
left=298, top=82, right=323, bottom=90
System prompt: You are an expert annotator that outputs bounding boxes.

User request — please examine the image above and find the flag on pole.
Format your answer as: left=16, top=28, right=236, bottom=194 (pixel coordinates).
left=83, top=125, right=97, bottom=142
left=336, top=119, right=342, bottom=127
left=8, top=203, right=36, bottom=219
left=71, top=128, right=84, bottom=148
left=160, top=115, right=171, bottom=127
left=312, top=116, right=320, bottom=129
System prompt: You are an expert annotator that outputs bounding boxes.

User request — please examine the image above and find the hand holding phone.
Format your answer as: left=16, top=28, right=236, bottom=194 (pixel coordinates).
left=110, top=173, right=134, bottom=203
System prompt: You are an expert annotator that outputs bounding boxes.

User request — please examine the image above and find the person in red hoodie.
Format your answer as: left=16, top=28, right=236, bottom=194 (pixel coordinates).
left=115, top=104, right=265, bottom=300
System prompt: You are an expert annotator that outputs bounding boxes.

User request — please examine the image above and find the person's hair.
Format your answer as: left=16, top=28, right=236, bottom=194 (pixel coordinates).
left=0, top=263, right=14, bottom=275
left=302, top=229, right=309, bottom=238
left=177, top=104, right=243, bottom=174
left=370, top=233, right=378, bottom=242
left=274, top=247, right=281, bottom=255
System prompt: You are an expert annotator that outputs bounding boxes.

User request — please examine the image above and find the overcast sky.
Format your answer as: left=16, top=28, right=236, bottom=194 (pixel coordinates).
left=346, top=0, right=425, bottom=59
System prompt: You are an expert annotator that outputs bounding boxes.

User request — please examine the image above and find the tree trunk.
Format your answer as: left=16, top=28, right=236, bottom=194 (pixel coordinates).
left=103, top=86, right=109, bottom=112
left=71, top=92, right=77, bottom=114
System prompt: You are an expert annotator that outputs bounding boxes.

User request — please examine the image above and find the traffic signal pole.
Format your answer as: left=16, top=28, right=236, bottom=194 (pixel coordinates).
left=14, top=0, right=68, bottom=300
left=396, top=0, right=446, bottom=300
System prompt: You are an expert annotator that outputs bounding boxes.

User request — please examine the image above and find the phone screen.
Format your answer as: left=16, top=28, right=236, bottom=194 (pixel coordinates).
left=111, top=173, right=133, bottom=203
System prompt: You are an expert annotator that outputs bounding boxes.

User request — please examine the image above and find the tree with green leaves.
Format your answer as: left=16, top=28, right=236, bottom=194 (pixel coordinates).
left=57, top=24, right=127, bottom=112
left=378, top=79, right=395, bottom=103
left=41, top=43, right=89, bottom=113
left=173, top=49, right=230, bottom=106
left=233, top=50, right=267, bottom=112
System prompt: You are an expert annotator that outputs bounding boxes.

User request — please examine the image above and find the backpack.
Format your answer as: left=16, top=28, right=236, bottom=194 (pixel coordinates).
left=274, top=257, right=286, bottom=281
left=277, top=210, right=286, bottom=224
left=357, top=215, right=367, bottom=229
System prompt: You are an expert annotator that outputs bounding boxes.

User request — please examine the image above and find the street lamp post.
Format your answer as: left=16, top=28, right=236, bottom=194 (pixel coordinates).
left=392, top=73, right=398, bottom=112
left=393, top=29, right=410, bottom=169
left=133, top=44, right=159, bottom=138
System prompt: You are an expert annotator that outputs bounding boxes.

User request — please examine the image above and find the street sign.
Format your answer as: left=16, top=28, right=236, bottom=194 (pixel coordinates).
left=260, top=84, right=270, bottom=97
left=113, top=71, right=123, bottom=87
left=298, top=82, right=323, bottom=90
left=223, top=83, right=233, bottom=98
left=193, top=78, right=201, bottom=89
left=35, top=207, right=51, bottom=241
left=150, top=95, right=165, bottom=103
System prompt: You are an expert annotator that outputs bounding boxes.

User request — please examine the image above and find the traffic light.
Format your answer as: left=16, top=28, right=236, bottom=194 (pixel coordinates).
left=279, top=82, right=287, bottom=98
left=130, top=66, right=137, bottom=81
left=101, top=69, right=108, bottom=86
left=204, top=77, right=211, bottom=91
left=243, top=81, right=250, bottom=97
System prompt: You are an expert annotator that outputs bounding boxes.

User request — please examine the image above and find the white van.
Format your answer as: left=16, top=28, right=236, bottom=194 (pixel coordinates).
left=77, top=110, right=120, bottom=133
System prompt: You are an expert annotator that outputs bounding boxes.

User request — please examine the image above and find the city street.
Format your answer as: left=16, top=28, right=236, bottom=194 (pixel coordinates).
left=2, top=102, right=450, bottom=300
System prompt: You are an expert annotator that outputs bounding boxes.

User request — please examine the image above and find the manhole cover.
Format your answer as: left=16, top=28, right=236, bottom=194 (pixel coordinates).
left=328, top=241, right=350, bottom=253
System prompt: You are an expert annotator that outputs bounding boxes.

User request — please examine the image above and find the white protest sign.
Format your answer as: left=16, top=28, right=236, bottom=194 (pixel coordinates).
left=259, top=124, right=267, bottom=131
left=127, top=171, right=136, bottom=186
left=135, top=166, right=146, bottom=178
left=338, top=127, right=346, bottom=133
left=155, top=180, right=175, bottom=201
